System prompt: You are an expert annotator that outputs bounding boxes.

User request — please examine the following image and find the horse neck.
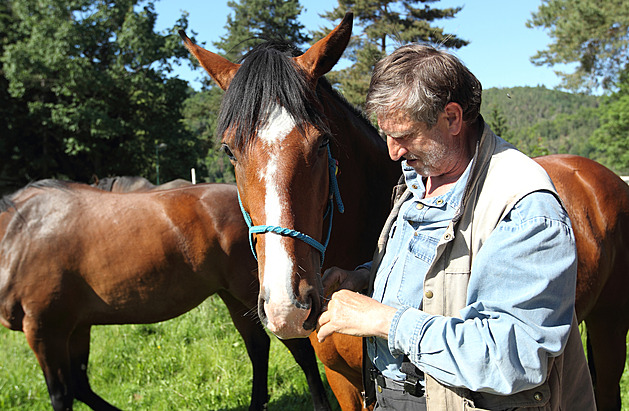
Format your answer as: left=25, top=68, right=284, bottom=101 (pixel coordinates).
left=321, top=88, right=401, bottom=267
left=322, top=89, right=400, bottom=198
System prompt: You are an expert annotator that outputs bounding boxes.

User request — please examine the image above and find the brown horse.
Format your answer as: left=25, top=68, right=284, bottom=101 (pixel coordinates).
left=182, top=13, right=629, bottom=411
left=535, top=154, right=629, bottom=411
left=0, top=180, right=331, bottom=411
left=92, top=175, right=192, bottom=192
left=181, top=13, right=399, bottom=410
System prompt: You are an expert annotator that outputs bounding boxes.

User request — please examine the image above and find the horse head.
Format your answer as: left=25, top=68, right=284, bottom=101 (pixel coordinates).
left=181, top=14, right=353, bottom=339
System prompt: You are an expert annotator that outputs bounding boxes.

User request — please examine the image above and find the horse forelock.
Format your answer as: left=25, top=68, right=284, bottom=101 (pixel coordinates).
left=217, top=41, right=330, bottom=150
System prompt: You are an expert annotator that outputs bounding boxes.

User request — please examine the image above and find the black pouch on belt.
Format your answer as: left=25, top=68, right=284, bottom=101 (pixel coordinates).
left=400, top=357, right=424, bottom=397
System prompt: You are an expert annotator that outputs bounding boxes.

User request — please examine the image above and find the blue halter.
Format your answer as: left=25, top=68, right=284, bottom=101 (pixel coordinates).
left=237, top=143, right=344, bottom=266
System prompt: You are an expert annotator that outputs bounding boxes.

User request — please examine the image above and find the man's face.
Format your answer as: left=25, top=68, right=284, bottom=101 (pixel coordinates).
left=378, top=111, right=451, bottom=177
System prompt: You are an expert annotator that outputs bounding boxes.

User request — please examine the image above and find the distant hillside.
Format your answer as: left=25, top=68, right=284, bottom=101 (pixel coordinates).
left=481, top=86, right=600, bottom=158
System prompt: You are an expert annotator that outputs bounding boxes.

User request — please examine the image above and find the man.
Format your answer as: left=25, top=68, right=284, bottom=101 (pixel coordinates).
left=316, top=44, right=595, bottom=410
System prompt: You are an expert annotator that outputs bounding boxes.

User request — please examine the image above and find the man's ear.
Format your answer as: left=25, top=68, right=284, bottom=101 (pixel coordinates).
left=444, top=102, right=463, bottom=135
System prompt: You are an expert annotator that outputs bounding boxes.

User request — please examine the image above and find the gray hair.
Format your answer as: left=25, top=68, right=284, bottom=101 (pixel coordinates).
left=365, top=43, right=482, bottom=127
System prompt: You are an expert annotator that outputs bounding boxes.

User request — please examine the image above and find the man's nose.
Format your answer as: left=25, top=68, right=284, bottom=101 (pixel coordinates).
left=387, top=136, right=407, bottom=161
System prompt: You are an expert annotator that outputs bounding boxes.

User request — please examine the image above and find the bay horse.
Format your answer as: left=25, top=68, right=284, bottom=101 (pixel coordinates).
left=182, top=13, right=629, bottom=411
left=93, top=175, right=192, bottom=192
left=0, top=180, right=331, bottom=411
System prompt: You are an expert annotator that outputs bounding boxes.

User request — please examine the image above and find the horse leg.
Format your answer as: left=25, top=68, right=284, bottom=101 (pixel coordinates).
left=323, top=365, right=369, bottom=411
left=279, top=337, right=333, bottom=411
left=22, top=316, right=75, bottom=411
left=218, top=291, right=270, bottom=411
left=68, top=325, right=121, bottom=410
left=586, top=316, right=626, bottom=411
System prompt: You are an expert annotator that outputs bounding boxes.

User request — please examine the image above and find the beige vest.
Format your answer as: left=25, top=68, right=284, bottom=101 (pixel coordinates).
left=368, top=125, right=595, bottom=410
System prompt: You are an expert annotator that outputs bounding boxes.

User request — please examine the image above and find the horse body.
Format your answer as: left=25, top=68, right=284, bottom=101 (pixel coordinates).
left=0, top=181, right=330, bottom=411
left=182, top=13, right=629, bottom=411
left=536, top=154, right=629, bottom=411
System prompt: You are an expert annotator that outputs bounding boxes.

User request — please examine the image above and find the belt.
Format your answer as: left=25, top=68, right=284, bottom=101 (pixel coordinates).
left=369, top=368, right=424, bottom=397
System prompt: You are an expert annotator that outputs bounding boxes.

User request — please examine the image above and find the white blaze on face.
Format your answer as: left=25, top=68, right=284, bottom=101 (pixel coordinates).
left=257, top=105, right=308, bottom=334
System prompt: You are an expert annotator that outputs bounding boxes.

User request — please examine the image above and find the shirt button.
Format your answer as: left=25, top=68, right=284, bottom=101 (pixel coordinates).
left=436, top=199, right=444, bottom=205
left=368, top=337, right=375, bottom=343
left=444, top=233, right=452, bottom=241
left=424, top=290, right=434, bottom=299
left=412, top=184, right=418, bottom=189
left=416, top=203, right=424, bottom=210
left=377, top=385, right=383, bottom=393
left=534, top=392, right=543, bottom=402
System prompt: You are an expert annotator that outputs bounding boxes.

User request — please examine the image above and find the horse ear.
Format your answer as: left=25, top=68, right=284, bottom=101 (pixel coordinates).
left=179, top=30, right=240, bottom=90
left=294, top=12, right=353, bottom=80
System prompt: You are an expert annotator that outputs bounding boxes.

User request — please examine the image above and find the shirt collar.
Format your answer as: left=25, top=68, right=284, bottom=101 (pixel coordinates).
left=401, top=159, right=473, bottom=211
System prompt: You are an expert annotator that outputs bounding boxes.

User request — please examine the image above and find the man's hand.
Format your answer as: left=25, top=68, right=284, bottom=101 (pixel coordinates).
left=316, top=289, right=396, bottom=342
left=322, top=266, right=370, bottom=299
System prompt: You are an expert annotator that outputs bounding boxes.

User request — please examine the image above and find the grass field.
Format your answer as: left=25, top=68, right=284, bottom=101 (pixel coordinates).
left=1, top=295, right=627, bottom=410
left=0, top=295, right=340, bottom=410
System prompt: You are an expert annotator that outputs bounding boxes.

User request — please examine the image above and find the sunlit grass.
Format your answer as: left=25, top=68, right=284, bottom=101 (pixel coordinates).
left=0, top=295, right=339, bottom=410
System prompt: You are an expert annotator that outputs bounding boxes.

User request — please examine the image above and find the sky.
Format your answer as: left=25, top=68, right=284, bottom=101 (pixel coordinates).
left=154, top=0, right=569, bottom=91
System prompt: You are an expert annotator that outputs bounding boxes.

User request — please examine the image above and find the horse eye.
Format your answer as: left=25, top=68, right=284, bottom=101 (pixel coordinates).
left=221, top=144, right=236, bottom=161
left=319, top=135, right=330, bottom=150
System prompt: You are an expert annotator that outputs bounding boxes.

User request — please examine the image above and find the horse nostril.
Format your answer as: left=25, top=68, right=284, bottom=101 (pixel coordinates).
left=302, top=291, right=321, bottom=331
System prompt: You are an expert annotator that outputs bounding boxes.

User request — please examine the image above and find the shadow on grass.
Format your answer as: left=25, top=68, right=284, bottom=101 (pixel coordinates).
left=213, top=381, right=340, bottom=411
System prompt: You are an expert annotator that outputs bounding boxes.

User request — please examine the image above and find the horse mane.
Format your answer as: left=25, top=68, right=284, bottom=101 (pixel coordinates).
left=217, top=40, right=331, bottom=149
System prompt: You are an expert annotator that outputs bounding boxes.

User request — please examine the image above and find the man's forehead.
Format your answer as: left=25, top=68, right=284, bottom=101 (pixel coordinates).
left=378, top=113, right=420, bottom=136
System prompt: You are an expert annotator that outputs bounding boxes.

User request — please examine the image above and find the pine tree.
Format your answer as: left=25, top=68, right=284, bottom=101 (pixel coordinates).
left=528, top=0, right=629, bottom=92
left=213, top=0, right=311, bottom=62
left=316, top=0, right=468, bottom=107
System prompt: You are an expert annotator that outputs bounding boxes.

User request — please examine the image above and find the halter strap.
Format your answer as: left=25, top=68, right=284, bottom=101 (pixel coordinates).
left=238, top=143, right=344, bottom=266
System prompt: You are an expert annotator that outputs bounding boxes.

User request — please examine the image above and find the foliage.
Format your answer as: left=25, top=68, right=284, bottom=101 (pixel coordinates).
left=315, top=0, right=468, bottom=107
left=590, top=69, right=629, bottom=173
left=213, top=0, right=310, bottom=63
left=0, top=0, right=200, bottom=193
left=182, top=87, right=235, bottom=183
left=481, top=86, right=600, bottom=159
left=0, top=295, right=338, bottom=410
left=527, top=0, right=629, bottom=92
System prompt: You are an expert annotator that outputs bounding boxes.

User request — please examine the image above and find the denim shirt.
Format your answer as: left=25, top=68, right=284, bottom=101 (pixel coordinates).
left=367, top=159, right=576, bottom=394
left=367, top=160, right=469, bottom=381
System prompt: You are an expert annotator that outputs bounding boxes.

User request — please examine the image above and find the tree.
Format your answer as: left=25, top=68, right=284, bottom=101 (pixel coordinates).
left=590, top=69, right=629, bottom=173
left=315, top=0, right=468, bottom=107
left=213, top=0, right=310, bottom=63
left=487, top=105, right=511, bottom=141
left=182, top=86, right=235, bottom=183
left=527, top=0, right=629, bottom=92
left=1, top=0, right=199, bottom=191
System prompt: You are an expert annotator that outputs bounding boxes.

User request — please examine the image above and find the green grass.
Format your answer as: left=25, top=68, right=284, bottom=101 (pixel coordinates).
left=0, top=295, right=340, bottom=410
left=3, top=301, right=629, bottom=410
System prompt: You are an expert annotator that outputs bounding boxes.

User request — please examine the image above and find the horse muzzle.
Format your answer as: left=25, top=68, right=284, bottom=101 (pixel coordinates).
left=258, top=283, right=322, bottom=339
